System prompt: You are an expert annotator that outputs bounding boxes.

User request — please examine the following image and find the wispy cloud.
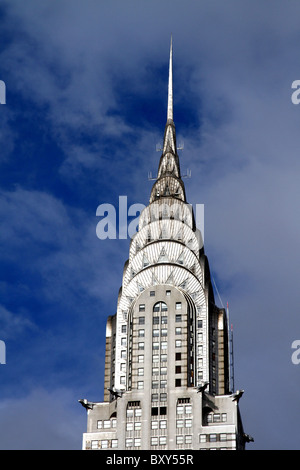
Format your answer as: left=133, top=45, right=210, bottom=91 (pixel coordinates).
left=0, top=387, right=85, bottom=450
left=0, top=305, right=36, bottom=340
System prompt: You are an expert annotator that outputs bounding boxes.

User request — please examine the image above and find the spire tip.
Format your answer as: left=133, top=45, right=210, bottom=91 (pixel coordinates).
left=167, top=35, right=173, bottom=121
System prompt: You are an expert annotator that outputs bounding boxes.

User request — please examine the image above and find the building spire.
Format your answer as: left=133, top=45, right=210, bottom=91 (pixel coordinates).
left=149, top=36, right=186, bottom=203
left=167, top=35, right=173, bottom=121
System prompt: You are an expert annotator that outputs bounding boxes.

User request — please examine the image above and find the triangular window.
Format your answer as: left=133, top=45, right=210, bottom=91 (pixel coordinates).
left=137, top=283, right=145, bottom=293
left=179, top=278, right=188, bottom=289
left=165, top=271, right=174, bottom=285
left=158, top=247, right=169, bottom=263
left=143, top=254, right=150, bottom=268
left=176, top=251, right=184, bottom=265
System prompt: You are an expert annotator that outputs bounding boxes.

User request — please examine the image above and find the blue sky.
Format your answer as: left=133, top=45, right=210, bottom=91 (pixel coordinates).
left=1, top=0, right=300, bottom=449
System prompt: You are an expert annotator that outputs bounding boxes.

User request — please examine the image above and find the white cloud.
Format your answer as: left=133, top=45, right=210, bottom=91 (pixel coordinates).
left=0, top=305, right=36, bottom=340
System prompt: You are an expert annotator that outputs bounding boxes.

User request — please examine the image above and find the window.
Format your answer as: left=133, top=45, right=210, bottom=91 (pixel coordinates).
left=126, top=409, right=134, bottom=418
left=120, top=363, right=126, bottom=371
left=175, top=378, right=181, bottom=387
left=166, top=290, right=171, bottom=296
left=198, top=320, right=203, bottom=328
left=177, top=405, right=184, bottom=415
left=222, top=413, right=227, bottom=422
left=161, top=354, right=167, bottom=362
left=161, top=316, right=168, bottom=324
left=101, top=440, right=108, bottom=449
left=139, top=304, right=145, bottom=312
left=152, top=381, right=159, bottom=389
left=126, top=422, right=134, bottom=431
left=220, top=433, right=227, bottom=442
left=138, top=329, right=145, bottom=337
left=178, top=397, right=190, bottom=404
left=209, top=434, right=217, bottom=442
left=152, top=343, right=159, bottom=350
left=126, top=438, right=133, bottom=448
left=153, top=301, right=167, bottom=313
left=152, top=354, right=159, bottom=362
left=185, top=419, right=192, bottom=428
left=151, top=407, right=159, bottom=416
left=128, top=400, right=140, bottom=407
left=153, top=329, right=159, bottom=337
left=103, top=420, right=111, bottom=429
left=185, top=405, right=192, bottom=414
left=176, top=352, right=181, bottom=361
left=175, top=340, right=182, bottom=348
left=152, top=367, right=159, bottom=375
left=176, top=419, right=184, bottom=428
left=135, top=408, right=142, bottom=417
left=175, top=314, right=182, bottom=323
left=152, top=393, right=159, bottom=402
left=97, top=420, right=102, bottom=429
left=121, top=350, right=126, bottom=358
left=138, top=342, right=144, bottom=350
left=137, top=381, right=144, bottom=390
left=175, top=327, right=182, bottom=335
left=159, top=436, right=167, bottom=445
left=199, top=434, right=207, bottom=443
left=112, top=439, right=118, bottom=448
left=121, top=337, right=126, bottom=346
left=160, top=367, right=167, bottom=375
left=176, top=365, right=181, bottom=373
left=138, top=355, right=144, bottom=363
left=160, top=406, right=167, bottom=415
left=138, top=368, right=144, bottom=376
left=161, top=341, right=168, bottom=350
left=176, top=435, right=184, bottom=445
left=160, top=420, right=167, bottom=429
left=185, top=435, right=192, bottom=444
left=175, top=302, right=182, bottom=310
left=134, top=438, right=141, bottom=447
left=161, top=329, right=168, bottom=337
left=153, top=317, right=159, bottom=325
left=120, top=376, right=126, bottom=384
left=150, top=291, right=155, bottom=297
left=151, top=420, right=159, bottom=429
left=91, top=440, right=98, bottom=449
left=138, top=316, right=145, bottom=325
left=151, top=437, right=158, bottom=446
left=160, top=393, right=167, bottom=401
left=122, top=325, right=127, bottom=333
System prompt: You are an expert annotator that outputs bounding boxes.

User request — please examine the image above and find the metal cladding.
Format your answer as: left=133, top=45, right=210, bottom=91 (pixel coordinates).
left=114, top=39, right=206, bottom=391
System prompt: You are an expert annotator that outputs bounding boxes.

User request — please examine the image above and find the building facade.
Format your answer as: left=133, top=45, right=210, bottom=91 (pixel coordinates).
left=80, top=39, right=250, bottom=451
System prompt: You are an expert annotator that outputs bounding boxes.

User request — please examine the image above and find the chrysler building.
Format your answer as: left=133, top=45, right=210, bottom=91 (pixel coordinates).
left=80, top=39, right=251, bottom=451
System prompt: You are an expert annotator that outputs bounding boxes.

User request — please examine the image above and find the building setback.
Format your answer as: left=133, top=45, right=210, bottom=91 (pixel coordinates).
left=80, top=39, right=252, bottom=451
